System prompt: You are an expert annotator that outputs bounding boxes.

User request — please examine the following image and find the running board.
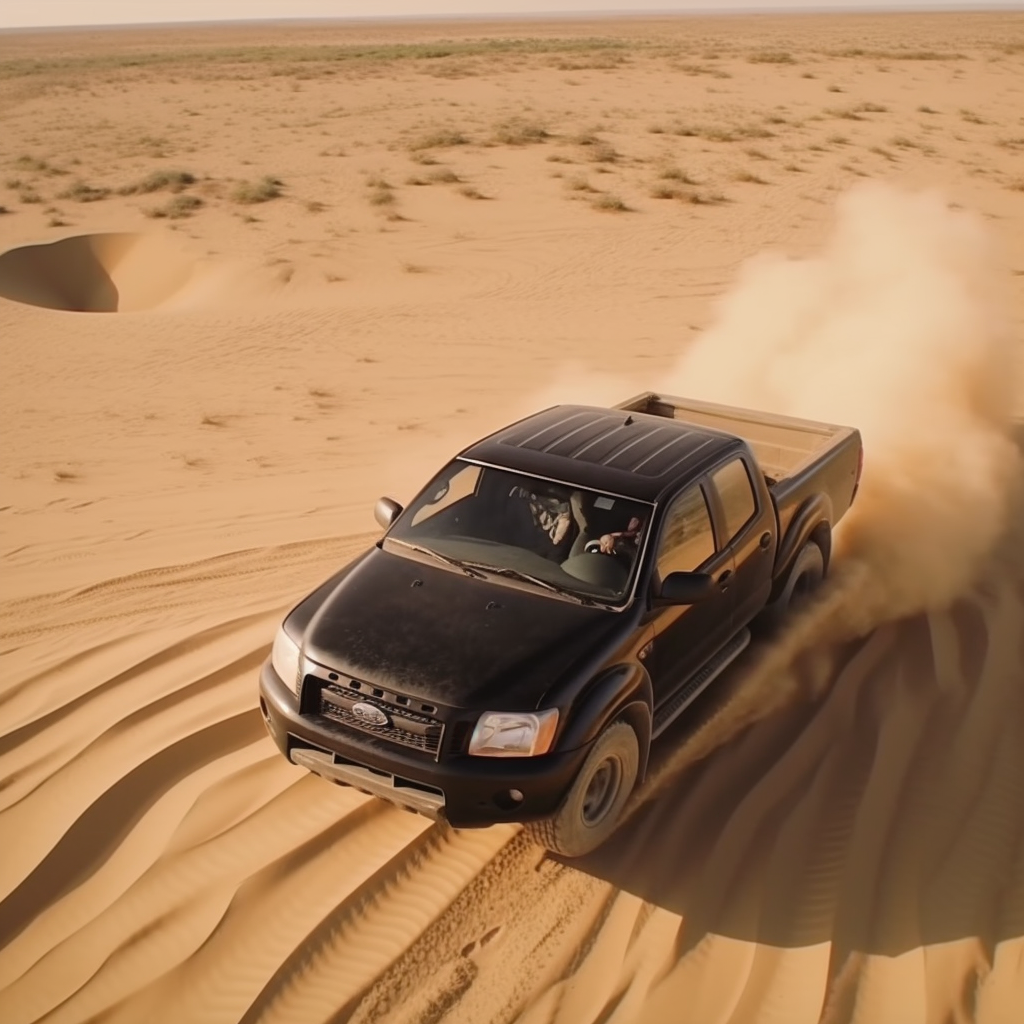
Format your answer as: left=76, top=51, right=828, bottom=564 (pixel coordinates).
left=652, top=627, right=751, bottom=739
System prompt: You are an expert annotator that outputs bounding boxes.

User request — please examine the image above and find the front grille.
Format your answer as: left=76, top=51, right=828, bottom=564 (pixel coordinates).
left=316, top=680, right=444, bottom=757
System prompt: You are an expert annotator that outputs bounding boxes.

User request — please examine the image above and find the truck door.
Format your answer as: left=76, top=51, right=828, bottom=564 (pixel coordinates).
left=648, top=481, right=735, bottom=704
left=706, top=455, right=776, bottom=630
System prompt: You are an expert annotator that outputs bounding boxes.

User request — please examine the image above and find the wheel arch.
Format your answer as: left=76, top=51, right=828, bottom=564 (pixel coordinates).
left=556, top=663, right=653, bottom=782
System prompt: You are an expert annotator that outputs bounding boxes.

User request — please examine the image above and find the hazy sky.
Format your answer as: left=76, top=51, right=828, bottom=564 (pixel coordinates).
left=1, top=1, right=1020, bottom=31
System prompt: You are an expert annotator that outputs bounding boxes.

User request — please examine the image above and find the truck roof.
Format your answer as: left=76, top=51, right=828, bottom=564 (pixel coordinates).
left=460, top=404, right=740, bottom=502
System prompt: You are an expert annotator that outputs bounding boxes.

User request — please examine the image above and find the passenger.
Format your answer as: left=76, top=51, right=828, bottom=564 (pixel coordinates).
left=509, top=485, right=574, bottom=558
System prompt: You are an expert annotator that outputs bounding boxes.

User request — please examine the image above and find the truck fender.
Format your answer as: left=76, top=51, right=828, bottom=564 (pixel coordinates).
left=771, top=494, right=833, bottom=602
left=557, top=665, right=654, bottom=783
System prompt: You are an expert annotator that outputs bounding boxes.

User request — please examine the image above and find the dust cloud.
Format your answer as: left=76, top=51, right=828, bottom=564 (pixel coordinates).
left=662, top=180, right=1021, bottom=632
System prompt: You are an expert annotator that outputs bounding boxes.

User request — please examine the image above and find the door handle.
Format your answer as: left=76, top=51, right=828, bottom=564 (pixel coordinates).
left=718, top=569, right=733, bottom=591
left=759, top=532, right=772, bottom=550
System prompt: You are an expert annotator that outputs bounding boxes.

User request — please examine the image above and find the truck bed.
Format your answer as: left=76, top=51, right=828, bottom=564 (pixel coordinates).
left=616, top=392, right=858, bottom=486
left=617, top=392, right=863, bottom=551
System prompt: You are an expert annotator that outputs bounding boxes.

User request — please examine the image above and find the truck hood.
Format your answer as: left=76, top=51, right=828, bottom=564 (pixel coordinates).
left=299, top=546, right=615, bottom=710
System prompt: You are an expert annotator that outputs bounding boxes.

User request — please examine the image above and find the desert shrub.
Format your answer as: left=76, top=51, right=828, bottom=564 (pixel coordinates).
left=748, top=51, right=796, bottom=65
left=427, top=167, right=460, bottom=184
left=492, top=118, right=549, bottom=145
left=232, top=176, right=283, bottom=204
left=120, top=169, right=196, bottom=194
left=146, top=194, right=203, bottom=218
left=410, top=128, right=469, bottom=150
left=591, top=193, right=629, bottom=212
left=660, top=166, right=697, bottom=185
left=58, top=180, right=110, bottom=202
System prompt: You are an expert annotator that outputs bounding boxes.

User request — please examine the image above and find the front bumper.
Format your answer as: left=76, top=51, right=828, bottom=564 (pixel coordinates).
left=258, top=658, right=592, bottom=828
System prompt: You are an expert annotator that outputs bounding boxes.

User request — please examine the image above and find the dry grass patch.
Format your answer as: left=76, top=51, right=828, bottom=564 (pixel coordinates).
left=145, top=194, right=203, bottom=219
left=685, top=190, right=728, bottom=205
left=660, top=166, right=698, bottom=185
left=410, top=128, right=470, bottom=151
left=491, top=117, right=549, bottom=145
left=232, top=176, right=283, bottom=204
left=748, top=51, right=797, bottom=65
left=591, top=192, right=630, bottom=212
left=119, top=169, right=196, bottom=195
left=458, top=185, right=488, bottom=200
left=565, top=174, right=598, bottom=193
left=733, top=169, right=769, bottom=184
left=427, top=167, right=461, bottom=184
left=14, top=155, right=66, bottom=176
left=58, top=180, right=110, bottom=202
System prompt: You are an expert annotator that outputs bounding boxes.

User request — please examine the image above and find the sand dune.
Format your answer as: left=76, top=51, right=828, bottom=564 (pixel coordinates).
left=0, top=234, right=203, bottom=313
left=2, top=12, right=1023, bottom=1024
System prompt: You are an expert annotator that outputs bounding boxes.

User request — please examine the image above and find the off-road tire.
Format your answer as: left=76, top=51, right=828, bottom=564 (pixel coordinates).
left=757, top=541, right=825, bottom=633
left=526, top=721, right=639, bottom=858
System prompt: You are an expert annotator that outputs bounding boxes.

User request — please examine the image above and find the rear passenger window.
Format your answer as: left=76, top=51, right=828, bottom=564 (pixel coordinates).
left=711, top=458, right=757, bottom=544
left=657, top=486, right=715, bottom=577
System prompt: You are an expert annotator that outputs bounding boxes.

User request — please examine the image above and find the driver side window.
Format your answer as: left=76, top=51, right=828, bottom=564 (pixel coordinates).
left=657, top=485, right=715, bottom=577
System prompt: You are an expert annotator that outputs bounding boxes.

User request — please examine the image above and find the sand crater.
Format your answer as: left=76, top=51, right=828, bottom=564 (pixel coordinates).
left=0, top=232, right=198, bottom=312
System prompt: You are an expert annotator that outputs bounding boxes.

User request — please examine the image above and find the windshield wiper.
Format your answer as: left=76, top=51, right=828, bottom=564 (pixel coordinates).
left=474, top=565, right=601, bottom=606
left=390, top=541, right=488, bottom=579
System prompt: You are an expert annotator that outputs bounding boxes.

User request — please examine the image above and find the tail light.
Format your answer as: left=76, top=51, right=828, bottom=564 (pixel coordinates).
left=851, top=444, right=864, bottom=503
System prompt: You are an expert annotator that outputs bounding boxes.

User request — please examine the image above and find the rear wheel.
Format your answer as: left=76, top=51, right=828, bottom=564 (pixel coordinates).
left=758, top=541, right=825, bottom=632
left=526, top=721, right=639, bottom=858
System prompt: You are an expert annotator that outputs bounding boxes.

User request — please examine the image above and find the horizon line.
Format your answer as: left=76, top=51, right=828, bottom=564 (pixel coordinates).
left=2, top=3, right=1021, bottom=35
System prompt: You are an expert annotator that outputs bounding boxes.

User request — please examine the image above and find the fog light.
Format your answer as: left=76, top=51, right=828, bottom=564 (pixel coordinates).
left=494, top=788, right=525, bottom=811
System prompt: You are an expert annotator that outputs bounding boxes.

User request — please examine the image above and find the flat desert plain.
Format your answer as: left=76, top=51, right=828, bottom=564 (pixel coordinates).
left=2, top=12, right=1024, bottom=1024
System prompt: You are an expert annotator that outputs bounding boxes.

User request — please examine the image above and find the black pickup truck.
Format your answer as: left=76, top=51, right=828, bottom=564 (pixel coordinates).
left=259, top=392, right=862, bottom=856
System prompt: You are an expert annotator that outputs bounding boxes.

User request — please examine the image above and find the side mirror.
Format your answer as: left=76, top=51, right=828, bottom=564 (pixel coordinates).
left=657, top=571, right=715, bottom=605
left=374, top=496, right=403, bottom=530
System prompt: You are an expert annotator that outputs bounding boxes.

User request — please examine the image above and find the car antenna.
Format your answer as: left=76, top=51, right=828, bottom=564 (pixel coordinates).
left=624, top=414, right=634, bottom=426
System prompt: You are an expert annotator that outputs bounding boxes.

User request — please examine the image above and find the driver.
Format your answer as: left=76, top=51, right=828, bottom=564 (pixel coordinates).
left=598, top=515, right=644, bottom=557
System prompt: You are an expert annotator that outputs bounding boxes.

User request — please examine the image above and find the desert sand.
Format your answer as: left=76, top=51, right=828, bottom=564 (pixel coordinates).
left=2, top=11, right=1024, bottom=1024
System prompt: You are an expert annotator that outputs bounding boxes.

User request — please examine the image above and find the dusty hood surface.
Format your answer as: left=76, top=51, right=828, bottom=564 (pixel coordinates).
left=301, top=546, right=617, bottom=709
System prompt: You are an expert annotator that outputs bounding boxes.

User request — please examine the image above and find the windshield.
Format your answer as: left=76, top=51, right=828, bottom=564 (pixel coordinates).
left=384, top=459, right=652, bottom=605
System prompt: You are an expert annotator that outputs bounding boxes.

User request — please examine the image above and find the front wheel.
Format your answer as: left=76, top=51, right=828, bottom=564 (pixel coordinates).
left=526, top=721, right=639, bottom=858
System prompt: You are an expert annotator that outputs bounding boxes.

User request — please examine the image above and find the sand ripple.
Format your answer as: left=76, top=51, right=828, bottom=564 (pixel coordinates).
left=1, top=518, right=1023, bottom=1023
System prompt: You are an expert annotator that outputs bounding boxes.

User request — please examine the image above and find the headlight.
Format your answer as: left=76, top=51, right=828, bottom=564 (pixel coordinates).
left=271, top=625, right=302, bottom=695
left=468, top=709, right=559, bottom=757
